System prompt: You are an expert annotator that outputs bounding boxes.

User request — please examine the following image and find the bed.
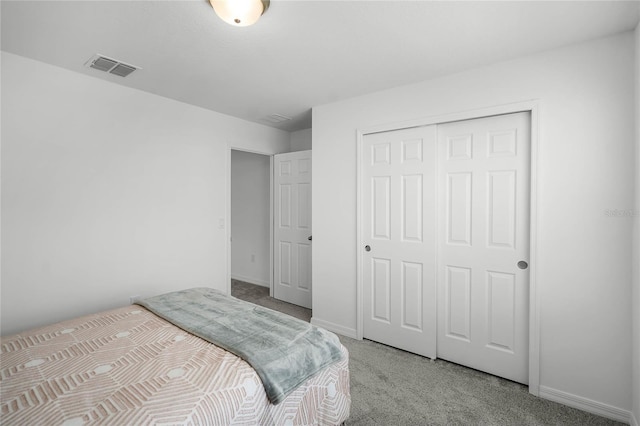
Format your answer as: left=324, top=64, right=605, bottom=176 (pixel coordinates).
left=0, top=288, right=351, bottom=425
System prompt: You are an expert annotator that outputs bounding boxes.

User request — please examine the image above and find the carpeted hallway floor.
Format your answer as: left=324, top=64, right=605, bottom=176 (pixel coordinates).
left=231, top=280, right=622, bottom=426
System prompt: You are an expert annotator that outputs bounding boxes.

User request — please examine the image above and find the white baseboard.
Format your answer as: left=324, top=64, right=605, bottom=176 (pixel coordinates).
left=539, top=386, right=631, bottom=424
left=310, top=317, right=358, bottom=339
left=231, top=274, right=269, bottom=288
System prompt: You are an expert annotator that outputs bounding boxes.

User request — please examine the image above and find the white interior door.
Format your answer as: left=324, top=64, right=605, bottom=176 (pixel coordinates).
left=437, top=112, right=531, bottom=384
left=362, top=126, right=437, bottom=359
left=273, top=150, right=312, bottom=309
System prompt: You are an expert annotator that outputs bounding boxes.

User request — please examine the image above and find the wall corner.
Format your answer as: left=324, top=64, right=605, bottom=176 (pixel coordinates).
left=632, top=19, right=640, bottom=426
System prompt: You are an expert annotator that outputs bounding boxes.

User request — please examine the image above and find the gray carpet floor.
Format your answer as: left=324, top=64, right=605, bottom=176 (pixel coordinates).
left=231, top=280, right=621, bottom=426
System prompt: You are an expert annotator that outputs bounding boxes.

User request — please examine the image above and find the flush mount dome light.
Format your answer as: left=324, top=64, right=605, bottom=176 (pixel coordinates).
left=210, top=0, right=270, bottom=27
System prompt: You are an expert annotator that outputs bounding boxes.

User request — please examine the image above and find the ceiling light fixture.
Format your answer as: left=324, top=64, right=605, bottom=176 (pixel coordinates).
left=210, top=0, right=270, bottom=27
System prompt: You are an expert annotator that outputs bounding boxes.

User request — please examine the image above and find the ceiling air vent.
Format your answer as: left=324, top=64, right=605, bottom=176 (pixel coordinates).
left=84, top=54, right=139, bottom=77
left=263, top=113, right=292, bottom=124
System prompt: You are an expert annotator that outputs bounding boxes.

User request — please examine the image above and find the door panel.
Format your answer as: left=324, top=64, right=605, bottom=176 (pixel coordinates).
left=279, top=242, right=291, bottom=285
left=373, top=177, right=391, bottom=239
left=487, top=171, right=516, bottom=248
left=447, top=172, right=472, bottom=245
left=402, top=175, right=423, bottom=241
left=362, top=126, right=437, bottom=359
left=298, top=183, right=311, bottom=229
left=486, top=271, right=516, bottom=351
left=401, top=261, right=423, bottom=330
left=274, top=151, right=312, bottom=309
left=372, top=258, right=391, bottom=322
left=297, top=243, right=311, bottom=290
left=437, top=112, right=530, bottom=384
left=279, top=184, right=291, bottom=227
left=446, top=265, right=471, bottom=340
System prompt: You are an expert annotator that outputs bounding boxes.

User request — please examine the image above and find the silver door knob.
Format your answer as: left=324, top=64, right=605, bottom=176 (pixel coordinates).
left=517, top=261, right=528, bottom=270
left=365, top=245, right=371, bottom=252
left=308, top=236, right=312, bottom=241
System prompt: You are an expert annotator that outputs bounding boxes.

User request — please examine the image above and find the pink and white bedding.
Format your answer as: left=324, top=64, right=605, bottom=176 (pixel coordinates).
left=0, top=305, right=350, bottom=425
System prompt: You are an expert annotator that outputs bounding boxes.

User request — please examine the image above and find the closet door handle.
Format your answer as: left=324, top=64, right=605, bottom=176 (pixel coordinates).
left=517, top=261, right=528, bottom=270
left=365, top=245, right=371, bottom=252
left=308, top=236, right=312, bottom=241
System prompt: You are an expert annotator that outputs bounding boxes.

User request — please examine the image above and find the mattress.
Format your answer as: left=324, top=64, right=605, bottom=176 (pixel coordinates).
left=0, top=305, right=351, bottom=425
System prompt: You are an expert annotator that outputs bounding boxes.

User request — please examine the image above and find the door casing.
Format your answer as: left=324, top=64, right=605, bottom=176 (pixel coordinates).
left=356, top=100, right=540, bottom=396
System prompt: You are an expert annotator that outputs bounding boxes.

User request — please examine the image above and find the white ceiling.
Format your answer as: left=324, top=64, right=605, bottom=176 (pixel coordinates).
left=2, top=1, right=639, bottom=132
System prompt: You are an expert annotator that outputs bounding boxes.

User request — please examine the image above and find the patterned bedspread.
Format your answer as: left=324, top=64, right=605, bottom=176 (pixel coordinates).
left=0, top=305, right=351, bottom=425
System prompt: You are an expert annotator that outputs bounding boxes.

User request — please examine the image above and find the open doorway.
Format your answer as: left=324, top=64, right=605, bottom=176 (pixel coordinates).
left=229, top=149, right=313, bottom=322
left=230, top=150, right=271, bottom=290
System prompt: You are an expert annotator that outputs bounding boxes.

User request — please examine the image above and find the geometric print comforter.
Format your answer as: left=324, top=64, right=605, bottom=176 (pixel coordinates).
left=0, top=305, right=351, bottom=425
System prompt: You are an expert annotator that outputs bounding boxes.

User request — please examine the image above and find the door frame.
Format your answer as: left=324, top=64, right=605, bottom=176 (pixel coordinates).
left=355, top=100, right=541, bottom=396
left=226, top=146, right=275, bottom=297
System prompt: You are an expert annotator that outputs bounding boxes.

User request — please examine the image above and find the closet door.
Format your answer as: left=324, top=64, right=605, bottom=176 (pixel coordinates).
left=437, top=112, right=531, bottom=384
left=362, top=126, right=437, bottom=359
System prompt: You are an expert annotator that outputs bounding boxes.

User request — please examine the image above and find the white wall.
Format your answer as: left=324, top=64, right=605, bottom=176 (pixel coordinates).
left=290, top=128, right=312, bottom=152
left=632, top=22, right=640, bottom=426
left=312, top=32, right=635, bottom=418
left=1, top=52, right=290, bottom=336
left=230, top=150, right=270, bottom=287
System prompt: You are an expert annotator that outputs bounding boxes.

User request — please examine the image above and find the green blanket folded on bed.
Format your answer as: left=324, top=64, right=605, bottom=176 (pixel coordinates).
left=136, top=287, right=343, bottom=405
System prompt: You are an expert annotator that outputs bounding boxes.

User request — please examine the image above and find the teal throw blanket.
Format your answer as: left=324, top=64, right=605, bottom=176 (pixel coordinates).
left=136, top=287, right=343, bottom=405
